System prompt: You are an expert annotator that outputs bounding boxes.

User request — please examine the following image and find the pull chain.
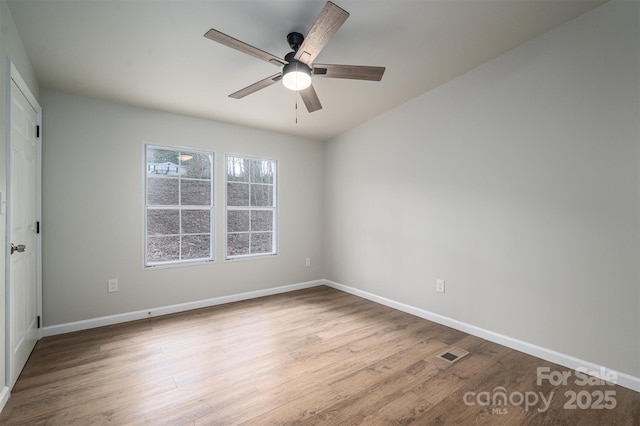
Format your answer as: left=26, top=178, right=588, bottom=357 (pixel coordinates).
left=295, top=97, right=298, bottom=124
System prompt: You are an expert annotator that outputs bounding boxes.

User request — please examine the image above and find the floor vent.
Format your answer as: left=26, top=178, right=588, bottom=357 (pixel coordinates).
left=437, top=347, right=469, bottom=364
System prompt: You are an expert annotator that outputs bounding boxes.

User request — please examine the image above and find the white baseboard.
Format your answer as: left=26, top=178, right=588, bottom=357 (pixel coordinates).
left=0, top=386, right=9, bottom=415
left=42, top=279, right=324, bottom=337
left=323, top=279, right=640, bottom=393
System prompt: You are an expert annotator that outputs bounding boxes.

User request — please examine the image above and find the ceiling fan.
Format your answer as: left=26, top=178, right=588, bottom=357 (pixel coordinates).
left=204, top=1, right=385, bottom=113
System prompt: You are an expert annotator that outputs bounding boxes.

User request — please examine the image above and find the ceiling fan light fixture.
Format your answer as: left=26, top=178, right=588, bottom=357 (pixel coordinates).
left=282, top=60, right=312, bottom=91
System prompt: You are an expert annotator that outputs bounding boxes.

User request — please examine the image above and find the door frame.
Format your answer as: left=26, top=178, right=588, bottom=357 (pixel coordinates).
left=5, top=60, right=43, bottom=390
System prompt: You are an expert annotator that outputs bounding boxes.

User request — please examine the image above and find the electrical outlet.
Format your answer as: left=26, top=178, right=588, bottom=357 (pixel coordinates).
left=305, top=257, right=311, bottom=267
left=108, top=279, right=119, bottom=293
left=436, top=279, right=445, bottom=293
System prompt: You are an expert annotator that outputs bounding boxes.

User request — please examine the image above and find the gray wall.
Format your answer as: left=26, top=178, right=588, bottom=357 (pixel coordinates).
left=324, top=0, right=639, bottom=377
left=0, top=0, right=39, bottom=395
left=40, top=90, right=324, bottom=326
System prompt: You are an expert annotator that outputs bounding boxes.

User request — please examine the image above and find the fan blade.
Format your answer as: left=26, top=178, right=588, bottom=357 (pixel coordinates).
left=229, top=73, right=283, bottom=99
left=299, top=84, right=322, bottom=113
left=294, top=1, right=349, bottom=65
left=313, top=64, right=385, bottom=81
left=205, top=29, right=286, bottom=66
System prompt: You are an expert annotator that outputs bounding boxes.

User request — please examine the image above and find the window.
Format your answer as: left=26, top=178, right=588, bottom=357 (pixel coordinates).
left=145, top=145, right=214, bottom=267
left=226, top=155, right=277, bottom=259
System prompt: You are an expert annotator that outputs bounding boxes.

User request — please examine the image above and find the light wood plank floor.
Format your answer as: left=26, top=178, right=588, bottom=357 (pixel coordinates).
left=1, top=286, right=638, bottom=425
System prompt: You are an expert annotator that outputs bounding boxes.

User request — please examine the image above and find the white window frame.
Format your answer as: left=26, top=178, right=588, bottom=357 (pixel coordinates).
left=225, top=154, right=278, bottom=260
left=144, top=144, right=215, bottom=268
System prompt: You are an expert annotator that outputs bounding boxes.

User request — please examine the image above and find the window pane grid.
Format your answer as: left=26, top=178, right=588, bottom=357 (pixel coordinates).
left=225, top=155, right=277, bottom=259
left=145, top=146, right=214, bottom=267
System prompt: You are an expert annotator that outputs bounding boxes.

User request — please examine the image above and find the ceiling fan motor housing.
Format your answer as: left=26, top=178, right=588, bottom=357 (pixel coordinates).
left=284, top=51, right=311, bottom=71
left=283, top=58, right=312, bottom=74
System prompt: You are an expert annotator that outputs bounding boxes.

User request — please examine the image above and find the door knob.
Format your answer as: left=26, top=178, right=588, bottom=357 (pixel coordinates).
left=10, top=243, right=26, bottom=255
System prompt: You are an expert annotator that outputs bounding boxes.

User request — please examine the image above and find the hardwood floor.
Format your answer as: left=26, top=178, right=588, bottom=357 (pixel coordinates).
left=1, top=286, right=638, bottom=425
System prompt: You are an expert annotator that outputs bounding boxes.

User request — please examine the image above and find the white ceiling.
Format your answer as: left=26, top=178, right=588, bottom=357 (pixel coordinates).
left=7, top=0, right=606, bottom=141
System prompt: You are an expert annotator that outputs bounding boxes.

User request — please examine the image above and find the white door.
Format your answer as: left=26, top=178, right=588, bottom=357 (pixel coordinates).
left=7, top=71, right=41, bottom=389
